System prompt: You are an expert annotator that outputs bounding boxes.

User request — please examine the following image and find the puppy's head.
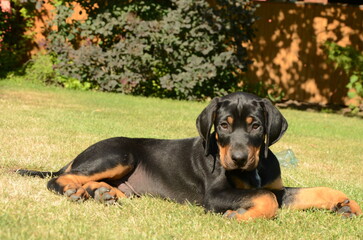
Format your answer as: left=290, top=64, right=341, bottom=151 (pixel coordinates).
left=196, top=92, right=287, bottom=171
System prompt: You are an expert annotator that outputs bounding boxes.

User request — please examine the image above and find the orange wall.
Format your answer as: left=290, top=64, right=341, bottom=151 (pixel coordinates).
left=245, top=2, right=362, bottom=105
left=30, top=0, right=87, bottom=54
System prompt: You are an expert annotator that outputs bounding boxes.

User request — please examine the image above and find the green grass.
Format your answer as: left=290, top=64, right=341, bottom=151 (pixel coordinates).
left=0, top=78, right=362, bottom=240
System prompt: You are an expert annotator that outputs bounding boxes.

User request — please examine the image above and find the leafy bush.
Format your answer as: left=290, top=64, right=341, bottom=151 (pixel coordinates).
left=23, top=53, right=55, bottom=83
left=324, top=41, right=363, bottom=112
left=0, top=0, right=43, bottom=77
left=23, top=52, right=93, bottom=91
left=47, top=0, right=257, bottom=99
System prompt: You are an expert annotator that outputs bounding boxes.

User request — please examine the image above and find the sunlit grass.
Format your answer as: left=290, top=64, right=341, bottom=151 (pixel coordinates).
left=1, top=79, right=362, bottom=239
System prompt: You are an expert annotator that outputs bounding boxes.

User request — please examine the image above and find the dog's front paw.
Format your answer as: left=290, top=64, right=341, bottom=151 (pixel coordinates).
left=332, top=199, right=362, bottom=218
left=94, top=187, right=118, bottom=205
left=64, top=187, right=88, bottom=203
left=223, top=208, right=248, bottom=220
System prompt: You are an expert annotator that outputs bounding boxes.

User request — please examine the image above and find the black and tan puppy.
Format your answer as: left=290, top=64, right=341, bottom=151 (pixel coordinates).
left=18, top=92, right=362, bottom=220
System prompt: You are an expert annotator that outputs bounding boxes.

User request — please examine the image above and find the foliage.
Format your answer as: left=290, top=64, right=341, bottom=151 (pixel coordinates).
left=23, top=53, right=55, bottom=83
left=324, top=41, right=363, bottom=112
left=23, top=52, right=93, bottom=90
left=47, top=0, right=257, bottom=99
left=0, top=0, right=44, bottom=77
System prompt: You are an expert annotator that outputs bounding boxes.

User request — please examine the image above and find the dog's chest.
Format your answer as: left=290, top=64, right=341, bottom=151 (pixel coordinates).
left=227, top=169, right=263, bottom=190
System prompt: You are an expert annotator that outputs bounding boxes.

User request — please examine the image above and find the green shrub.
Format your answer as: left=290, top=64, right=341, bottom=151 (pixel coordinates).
left=47, top=0, right=257, bottom=99
left=324, top=41, right=363, bottom=112
left=0, top=0, right=44, bottom=77
left=23, top=52, right=93, bottom=91
left=23, top=53, right=55, bottom=83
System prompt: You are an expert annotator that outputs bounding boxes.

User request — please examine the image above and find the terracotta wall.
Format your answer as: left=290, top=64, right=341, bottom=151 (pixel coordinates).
left=31, top=1, right=362, bottom=105
left=245, top=2, right=362, bottom=105
left=30, top=0, right=86, bottom=54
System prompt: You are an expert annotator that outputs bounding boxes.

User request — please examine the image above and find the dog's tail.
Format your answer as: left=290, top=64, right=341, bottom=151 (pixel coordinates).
left=16, top=169, right=60, bottom=178
left=16, top=163, right=70, bottom=178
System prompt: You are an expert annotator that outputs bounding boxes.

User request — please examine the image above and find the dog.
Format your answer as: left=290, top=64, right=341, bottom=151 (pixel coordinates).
left=17, top=92, right=361, bottom=220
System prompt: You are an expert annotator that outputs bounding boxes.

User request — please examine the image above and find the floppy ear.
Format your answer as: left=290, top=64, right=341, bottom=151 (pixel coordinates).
left=196, top=97, right=220, bottom=156
left=261, top=98, right=288, bottom=158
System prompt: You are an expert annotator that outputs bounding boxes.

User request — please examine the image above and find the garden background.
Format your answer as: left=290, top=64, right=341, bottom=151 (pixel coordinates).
left=1, top=0, right=363, bottom=108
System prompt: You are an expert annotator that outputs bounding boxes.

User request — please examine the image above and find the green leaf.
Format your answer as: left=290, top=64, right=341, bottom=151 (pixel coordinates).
left=68, top=33, right=75, bottom=41
left=349, top=75, right=359, bottom=83
left=347, top=91, right=357, bottom=99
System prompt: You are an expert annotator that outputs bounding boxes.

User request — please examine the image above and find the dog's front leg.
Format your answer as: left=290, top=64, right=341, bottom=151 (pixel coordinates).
left=273, top=187, right=362, bottom=217
left=204, top=188, right=279, bottom=221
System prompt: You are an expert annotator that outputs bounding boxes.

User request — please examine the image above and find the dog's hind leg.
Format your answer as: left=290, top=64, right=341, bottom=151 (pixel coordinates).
left=47, top=164, right=133, bottom=203
left=82, top=181, right=127, bottom=204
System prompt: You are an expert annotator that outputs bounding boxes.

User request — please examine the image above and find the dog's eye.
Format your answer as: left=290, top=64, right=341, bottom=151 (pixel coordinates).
left=220, top=122, right=229, bottom=130
left=252, top=123, right=260, bottom=130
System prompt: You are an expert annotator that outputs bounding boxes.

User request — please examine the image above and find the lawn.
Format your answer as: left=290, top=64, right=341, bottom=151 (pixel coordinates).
left=0, top=78, right=362, bottom=240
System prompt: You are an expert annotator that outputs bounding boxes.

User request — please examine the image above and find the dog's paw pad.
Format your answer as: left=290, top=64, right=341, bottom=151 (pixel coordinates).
left=64, top=188, right=87, bottom=202
left=337, top=206, right=351, bottom=214
left=223, top=208, right=247, bottom=219
left=94, top=187, right=117, bottom=205
left=333, top=199, right=361, bottom=218
left=226, top=211, right=237, bottom=219
left=64, top=189, right=77, bottom=197
left=69, top=194, right=84, bottom=203
left=236, top=208, right=247, bottom=215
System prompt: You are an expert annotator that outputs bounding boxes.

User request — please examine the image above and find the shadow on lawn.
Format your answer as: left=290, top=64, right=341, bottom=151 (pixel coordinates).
left=276, top=99, right=363, bottom=118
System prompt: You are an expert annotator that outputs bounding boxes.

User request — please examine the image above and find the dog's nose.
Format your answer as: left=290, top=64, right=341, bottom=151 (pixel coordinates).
left=231, top=151, right=248, bottom=165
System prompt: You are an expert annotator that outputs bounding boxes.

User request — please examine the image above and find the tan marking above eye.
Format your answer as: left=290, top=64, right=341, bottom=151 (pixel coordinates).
left=227, top=116, right=234, bottom=125
left=246, top=117, right=253, bottom=125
